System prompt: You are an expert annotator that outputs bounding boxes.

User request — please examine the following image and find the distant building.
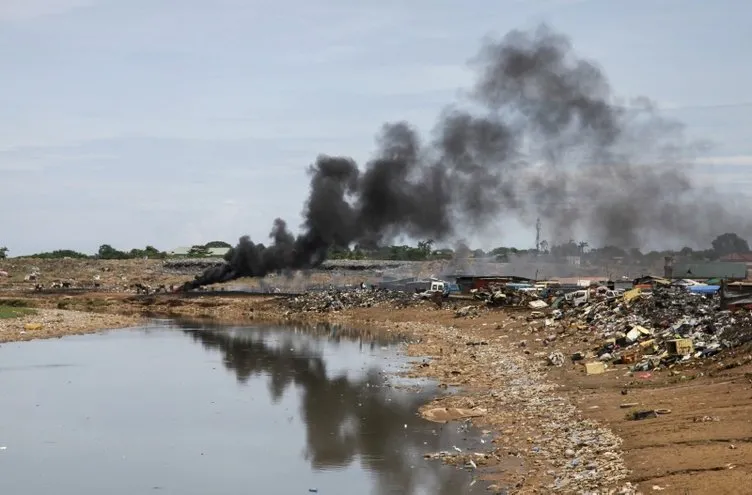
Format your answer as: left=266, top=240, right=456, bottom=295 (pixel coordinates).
left=671, top=262, right=747, bottom=281
left=167, top=246, right=230, bottom=257
left=565, top=256, right=581, bottom=266
left=554, top=276, right=609, bottom=287
left=720, top=253, right=752, bottom=279
left=168, top=246, right=192, bottom=257
left=207, top=247, right=230, bottom=257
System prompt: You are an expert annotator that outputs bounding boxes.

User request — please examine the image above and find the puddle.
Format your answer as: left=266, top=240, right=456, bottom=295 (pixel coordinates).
left=0, top=322, right=491, bottom=494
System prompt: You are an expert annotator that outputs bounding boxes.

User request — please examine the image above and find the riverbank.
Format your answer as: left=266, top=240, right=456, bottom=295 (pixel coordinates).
left=1, top=289, right=749, bottom=493
left=0, top=299, right=141, bottom=343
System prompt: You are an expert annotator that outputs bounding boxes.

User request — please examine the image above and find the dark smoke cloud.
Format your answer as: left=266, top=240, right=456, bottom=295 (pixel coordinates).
left=184, top=24, right=749, bottom=290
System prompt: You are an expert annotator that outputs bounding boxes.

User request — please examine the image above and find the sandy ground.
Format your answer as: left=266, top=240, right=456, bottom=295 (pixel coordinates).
left=0, top=304, right=141, bottom=343
left=1, top=259, right=751, bottom=493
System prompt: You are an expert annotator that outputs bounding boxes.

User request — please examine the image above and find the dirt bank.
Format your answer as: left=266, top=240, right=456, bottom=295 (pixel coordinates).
left=0, top=303, right=141, bottom=343
left=1, top=271, right=750, bottom=493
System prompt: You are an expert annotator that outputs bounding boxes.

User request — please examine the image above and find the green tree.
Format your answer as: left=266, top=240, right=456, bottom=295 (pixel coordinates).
left=490, top=246, right=520, bottom=261
left=29, top=249, right=88, bottom=259
left=327, top=245, right=350, bottom=260
left=98, top=244, right=128, bottom=259
left=144, top=245, right=165, bottom=258
left=417, top=239, right=434, bottom=258
left=711, top=233, right=750, bottom=257
left=433, top=248, right=454, bottom=260
left=188, top=245, right=210, bottom=257
left=550, top=240, right=580, bottom=258
left=205, top=241, right=232, bottom=249
left=349, top=248, right=366, bottom=260
left=0, top=246, right=7, bottom=259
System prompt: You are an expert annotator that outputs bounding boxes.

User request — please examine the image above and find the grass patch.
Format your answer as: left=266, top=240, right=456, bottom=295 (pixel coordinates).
left=0, top=305, right=37, bottom=319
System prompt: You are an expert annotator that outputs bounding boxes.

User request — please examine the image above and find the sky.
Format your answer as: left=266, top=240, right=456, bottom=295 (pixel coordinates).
left=2, top=0, right=751, bottom=256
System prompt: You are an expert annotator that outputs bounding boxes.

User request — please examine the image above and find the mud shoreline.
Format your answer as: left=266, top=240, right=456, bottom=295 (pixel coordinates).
left=1, top=289, right=749, bottom=494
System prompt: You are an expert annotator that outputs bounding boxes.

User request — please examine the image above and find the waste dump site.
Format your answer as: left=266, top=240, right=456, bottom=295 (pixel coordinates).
left=1, top=257, right=751, bottom=494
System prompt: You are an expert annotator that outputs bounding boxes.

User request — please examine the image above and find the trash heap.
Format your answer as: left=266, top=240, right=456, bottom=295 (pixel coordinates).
left=472, top=283, right=545, bottom=308
left=566, top=287, right=752, bottom=370
left=285, top=288, right=418, bottom=313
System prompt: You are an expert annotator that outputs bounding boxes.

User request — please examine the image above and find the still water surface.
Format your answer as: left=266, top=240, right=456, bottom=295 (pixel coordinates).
left=0, top=322, right=489, bottom=495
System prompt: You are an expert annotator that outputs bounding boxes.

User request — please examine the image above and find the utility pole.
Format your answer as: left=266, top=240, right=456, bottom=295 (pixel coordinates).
left=535, top=217, right=541, bottom=254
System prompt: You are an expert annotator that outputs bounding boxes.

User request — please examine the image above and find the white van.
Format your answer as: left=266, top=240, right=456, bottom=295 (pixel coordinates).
left=565, top=289, right=590, bottom=307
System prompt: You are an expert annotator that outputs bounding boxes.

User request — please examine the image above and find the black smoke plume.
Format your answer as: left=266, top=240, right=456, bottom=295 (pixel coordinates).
left=183, top=24, right=748, bottom=290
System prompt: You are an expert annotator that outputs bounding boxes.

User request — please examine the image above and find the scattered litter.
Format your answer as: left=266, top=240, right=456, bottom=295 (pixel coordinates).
left=548, top=351, right=565, bottom=367
left=529, top=300, right=549, bottom=309
left=285, top=288, right=420, bottom=313
left=693, top=415, right=720, bottom=423
left=554, top=286, right=752, bottom=372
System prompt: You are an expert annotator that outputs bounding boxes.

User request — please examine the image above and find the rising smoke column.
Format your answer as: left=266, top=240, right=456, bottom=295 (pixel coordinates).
left=183, top=24, right=749, bottom=290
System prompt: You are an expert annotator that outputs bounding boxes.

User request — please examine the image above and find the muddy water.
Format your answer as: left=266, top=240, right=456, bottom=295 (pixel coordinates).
left=0, top=322, right=490, bottom=495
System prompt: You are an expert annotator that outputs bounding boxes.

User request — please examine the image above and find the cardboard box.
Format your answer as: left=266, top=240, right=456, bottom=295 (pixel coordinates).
left=667, top=338, right=694, bottom=356
left=585, top=361, right=606, bottom=375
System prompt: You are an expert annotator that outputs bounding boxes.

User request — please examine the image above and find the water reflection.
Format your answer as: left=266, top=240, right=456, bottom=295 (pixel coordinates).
left=177, top=320, right=486, bottom=495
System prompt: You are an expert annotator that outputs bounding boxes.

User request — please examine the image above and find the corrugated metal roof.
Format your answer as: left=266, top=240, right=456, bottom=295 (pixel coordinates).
left=168, top=246, right=192, bottom=255
left=672, top=262, right=747, bottom=280
left=207, top=247, right=230, bottom=257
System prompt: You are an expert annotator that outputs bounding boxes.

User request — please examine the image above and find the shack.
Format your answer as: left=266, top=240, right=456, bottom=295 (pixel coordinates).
left=720, top=281, right=752, bottom=310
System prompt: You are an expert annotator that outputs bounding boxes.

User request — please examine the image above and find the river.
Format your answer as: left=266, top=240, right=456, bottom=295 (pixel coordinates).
left=0, top=321, right=491, bottom=495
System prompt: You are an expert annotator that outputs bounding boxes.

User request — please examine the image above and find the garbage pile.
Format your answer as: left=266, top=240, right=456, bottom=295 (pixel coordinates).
left=471, top=283, right=546, bottom=308
left=566, top=287, right=752, bottom=370
left=285, top=288, right=418, bottom=312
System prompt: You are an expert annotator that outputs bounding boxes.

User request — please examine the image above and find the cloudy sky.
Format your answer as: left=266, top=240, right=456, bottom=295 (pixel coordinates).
left=2, top=0, right=751, bottom=255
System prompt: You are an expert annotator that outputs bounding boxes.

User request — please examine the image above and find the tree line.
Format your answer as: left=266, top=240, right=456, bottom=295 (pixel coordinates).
left=1, top=233, right=749, bottom=262
left=0, top=241, right=234, bottom=260
left=329, top=233, right=752, bottom=263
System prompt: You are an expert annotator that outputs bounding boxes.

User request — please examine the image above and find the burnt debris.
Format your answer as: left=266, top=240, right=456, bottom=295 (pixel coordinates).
left=184, top=24, right=750, bottom=290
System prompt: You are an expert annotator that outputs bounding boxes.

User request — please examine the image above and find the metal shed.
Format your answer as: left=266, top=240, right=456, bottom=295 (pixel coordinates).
left=671, top=262, right=747, bottom=280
